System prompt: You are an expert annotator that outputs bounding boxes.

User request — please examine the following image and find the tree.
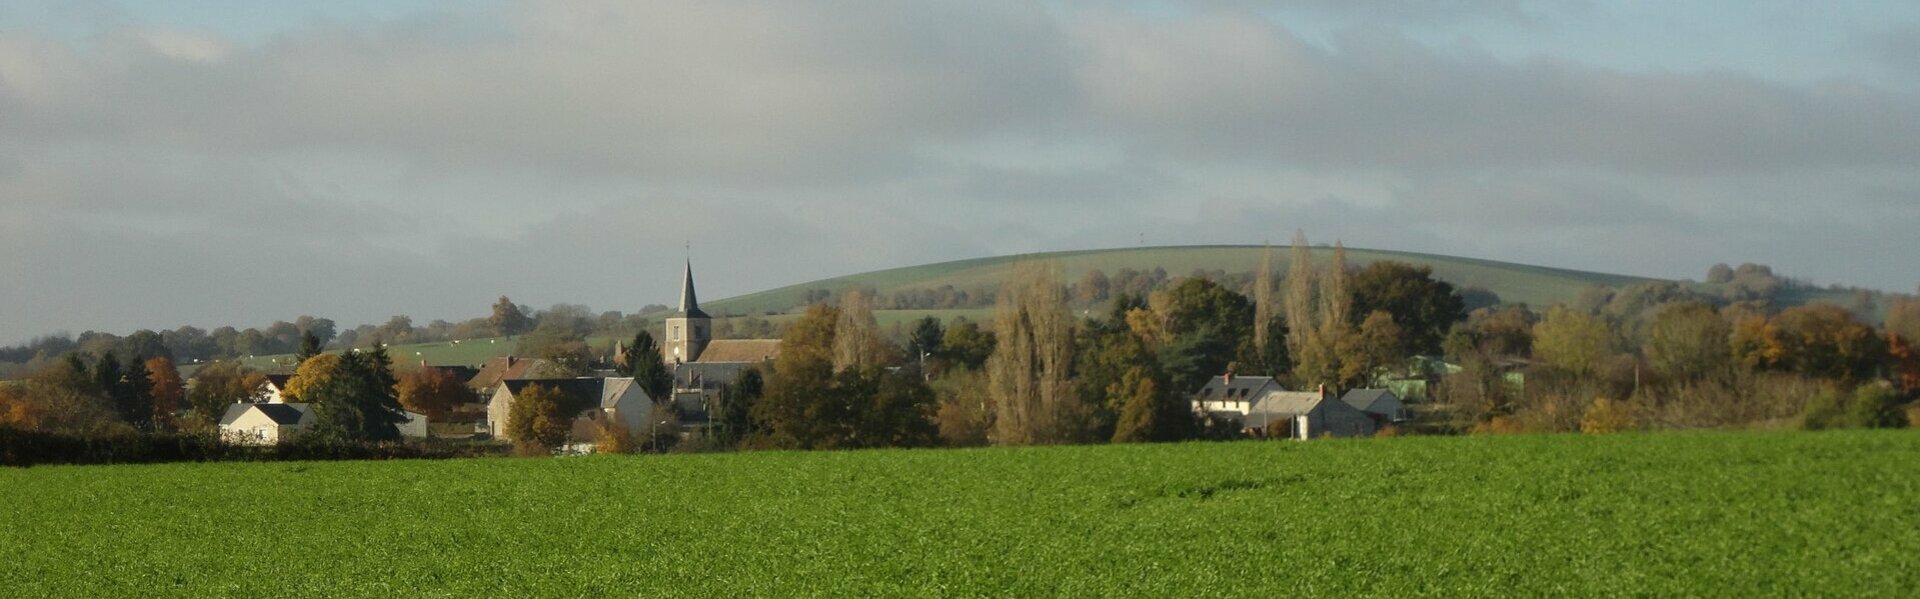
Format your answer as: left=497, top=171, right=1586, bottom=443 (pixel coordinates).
left=395, top=367, right=475, bottom=420
left=145, top=357, right=185, bottom=432
left=506, top=383, right=569, bottom=456
left=987, top=261, right=1088, bottom=445
left=294, top=330, right=324, bottom=365
left=1645, top=302, right=1732, bottom=381
left=118, top=356, right=154, bottom=430
left=749, top=305, right=843, bottom=449
left=940, top=317, right=995, bottom=370
left=712, top=368, right=764, bottom=447
left=1076, top=269, right=1112, bottom=305
left=1348, top=261, right=1466, bottom=356
left=908, top=316, right=945, bottom=368
left=1771, top=304, right=1886, bottom=382
left=1706, top=263, right=1735, bottom=284
left=832, top=289, right=891, bottom=372
left=1252, top=244, right=1278, bottom=353
left=624, top=331, right=673, bottom=402
left=592, top=412, right=639, bottom=454
left=490, top=296, right=533, bottom=337
left=1108, top=365, right=1190, bottom=443
left=1580, top=398, right=1635, bottom=434
left=933, top=369, right=992, bottom=446
left=1533, top=306, right=1613, bottom=377
left=0, top=360, right=124, bottom=436
left=296, top=348, right=408, bottom=443
left=281, top=354, right=342, bottom=402
left=1337, top=310, right=1406, bottom=389
left=185, top=362, right=266, bottom=431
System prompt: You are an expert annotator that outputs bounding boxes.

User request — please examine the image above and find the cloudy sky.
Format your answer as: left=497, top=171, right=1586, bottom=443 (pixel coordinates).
left=2, top=1, right=1917, bottom=342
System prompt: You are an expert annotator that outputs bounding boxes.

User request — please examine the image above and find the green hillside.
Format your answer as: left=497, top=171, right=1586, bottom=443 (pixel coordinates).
left=702, top=244, right=1654, bottom=317
left=3, top=431, right=1917, bottom=596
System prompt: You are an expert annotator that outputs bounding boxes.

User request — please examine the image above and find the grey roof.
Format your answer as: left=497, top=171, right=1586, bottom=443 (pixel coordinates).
left=673, top=260, right=710, bottom=319
left=673, top=362, right=755, bottom=389
left=1340, top=389, right=1400, bottom=414
left=220, top=402, right=311, bottom=426
left=1247, top=391, right=1328, bottom=417
left=1190, top=375, right=1283, bottom=400
left=501, top=377, right=649, bottom=413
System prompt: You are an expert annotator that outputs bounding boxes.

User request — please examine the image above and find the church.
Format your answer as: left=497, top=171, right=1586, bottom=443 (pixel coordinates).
left=659, top=261, right=780, bottom=418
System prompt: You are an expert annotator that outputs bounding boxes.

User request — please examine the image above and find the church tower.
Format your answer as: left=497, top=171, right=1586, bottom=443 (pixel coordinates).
left=663, top=260, right=711, bottom=363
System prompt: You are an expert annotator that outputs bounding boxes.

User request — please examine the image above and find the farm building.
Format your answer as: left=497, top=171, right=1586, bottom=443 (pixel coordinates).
left=1340, top=389, right=1409, bottom=426
left=485, top=377, right=655, bottom=443
left=1241, top=387, right=1376, bottom=440
left=1189, top=374, right=1286, bottom=420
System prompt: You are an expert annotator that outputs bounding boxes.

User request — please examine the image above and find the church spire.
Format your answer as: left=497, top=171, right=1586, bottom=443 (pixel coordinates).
left=676, top=259, right=708, bottom=318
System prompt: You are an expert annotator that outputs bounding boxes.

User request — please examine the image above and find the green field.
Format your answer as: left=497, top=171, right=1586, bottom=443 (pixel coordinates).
left=4, top=431, right=1918, bottom=596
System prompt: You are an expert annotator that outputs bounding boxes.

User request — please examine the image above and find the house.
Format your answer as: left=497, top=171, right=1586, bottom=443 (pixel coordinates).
left=1241, top=387, right=1376, bottom=440
left=219, top=402, right=312, bottom=445
left=467, top=356, right=560, bottom=395
left=218, top=402, right=430, bottom=445
left=1340, top=389, right=1408, bottom=426
left=261, top=374, right=295, bottom=403
left=485, top=377, right=654, bottom=443
left=1189, top=374, right=1286, bottom=420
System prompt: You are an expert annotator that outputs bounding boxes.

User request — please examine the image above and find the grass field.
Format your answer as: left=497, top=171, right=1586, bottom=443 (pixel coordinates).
left=4, top=431, right=1918, bottom=596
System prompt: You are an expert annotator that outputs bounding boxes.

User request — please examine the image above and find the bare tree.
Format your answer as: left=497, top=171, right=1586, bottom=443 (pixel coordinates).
left=832, top=289, right=888, bottom=372
left=987, top=261, right=1087, bottom=445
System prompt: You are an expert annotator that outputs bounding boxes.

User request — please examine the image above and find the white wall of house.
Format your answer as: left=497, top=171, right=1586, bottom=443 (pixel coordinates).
left=397, top=411, right=429, bottom=438
left=219, top=410, right=300, bottom=446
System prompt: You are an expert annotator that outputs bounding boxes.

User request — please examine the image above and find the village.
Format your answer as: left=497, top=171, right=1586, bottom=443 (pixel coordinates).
left=217, top=259, right=1415, bottom=451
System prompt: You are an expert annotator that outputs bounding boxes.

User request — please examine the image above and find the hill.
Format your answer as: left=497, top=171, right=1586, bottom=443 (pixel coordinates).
left=702, top=244, right=1657, bottom=317
left=2, top=431, right=1917, bottom=595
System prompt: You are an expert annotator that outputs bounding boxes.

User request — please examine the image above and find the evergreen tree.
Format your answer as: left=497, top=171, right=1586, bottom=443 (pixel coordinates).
left=120, top=357, right=154, bottom=430
left=294, top=330, right=324, bottom=365
left=624, top=331, right=673, bottom=401
left=302, top=349, right=407, bottom=443
left=713, top=368, right=764, bottom=447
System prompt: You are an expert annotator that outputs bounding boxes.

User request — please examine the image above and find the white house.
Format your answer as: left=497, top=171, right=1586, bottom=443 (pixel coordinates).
left=219, top=402, right=429, bottom=444
left=486, top=377, right=654, bottom=443
left=1189, top=374, right=1287, bottom=420
left=219, top=403, right=312, bottom=445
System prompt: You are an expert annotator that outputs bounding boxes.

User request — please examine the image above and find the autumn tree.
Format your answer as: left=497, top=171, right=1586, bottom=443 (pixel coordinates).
left=832, top=289, right=892, bottom=372
left=395, top=367, right=476, bottom=420
left=1644, top=302, right=1732, bottom=381
left=933, top=369, right=993, bottom=446
left=1770, top=304, right=1886, bottom=382
left=749, top=305, right=843, bottom=449
left=506, top=383, right=570, bottom=456
left=1284, top=232, right=1356, bottom=390
left=281, top=353, right=342, bottom=402
left=0, top=360, right=124, bottom=436
left=1533, top=306, right=1613, bottom=377
left=185, top=361, right=265, bottom=430
left=1337, top=311, right=1406, bottom=388
left=145, top=357, right=185, bottom=431
left=987, top=261, right=1089, bottom=445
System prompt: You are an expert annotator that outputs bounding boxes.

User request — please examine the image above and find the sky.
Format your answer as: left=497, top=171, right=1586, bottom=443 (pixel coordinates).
left=1, top=0, right=1918, bottom=343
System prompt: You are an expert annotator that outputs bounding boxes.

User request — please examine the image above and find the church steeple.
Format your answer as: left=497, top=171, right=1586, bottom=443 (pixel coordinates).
left=664, top=259, right=711, bottom=363
left=676, top=260, right=709, bottom=318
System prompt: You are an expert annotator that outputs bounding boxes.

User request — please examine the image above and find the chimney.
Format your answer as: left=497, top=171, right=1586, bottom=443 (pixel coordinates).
left=1223, top=371, right=1233, bottom=385
left=1317, top=383, right=1326, bottom=398
left=506, top=355, right=516, bottom=368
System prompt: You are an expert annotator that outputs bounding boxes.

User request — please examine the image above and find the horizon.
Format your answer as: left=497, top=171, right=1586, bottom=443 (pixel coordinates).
left=2, top=1, right=1917, bottom=343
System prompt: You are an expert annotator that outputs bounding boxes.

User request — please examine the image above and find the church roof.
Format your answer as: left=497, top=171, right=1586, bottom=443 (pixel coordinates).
left=673, top=260, right=710, bottom=319
left=694, top=339, right=781, bottom=363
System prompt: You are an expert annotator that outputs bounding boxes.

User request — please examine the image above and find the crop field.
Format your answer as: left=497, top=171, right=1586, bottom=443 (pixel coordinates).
left=4, top=431, right=1917, bottom=596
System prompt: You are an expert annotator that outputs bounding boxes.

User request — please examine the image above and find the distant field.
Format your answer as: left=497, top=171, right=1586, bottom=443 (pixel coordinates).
left=3, top=431, right=1917, bottom=596
left=234, top=336, right=523, bottom=373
